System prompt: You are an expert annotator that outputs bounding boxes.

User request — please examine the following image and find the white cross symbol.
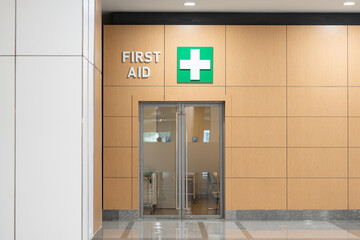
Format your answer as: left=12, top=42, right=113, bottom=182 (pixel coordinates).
left=179, top=49, right=211, bottom=80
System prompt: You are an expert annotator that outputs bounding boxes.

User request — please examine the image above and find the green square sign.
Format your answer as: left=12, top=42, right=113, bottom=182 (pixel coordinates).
left=177, top=47, right=213, bottom=83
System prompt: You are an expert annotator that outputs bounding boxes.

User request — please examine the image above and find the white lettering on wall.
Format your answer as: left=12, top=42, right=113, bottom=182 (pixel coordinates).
left=144, top=52, right=152, bottom=63
left=123, top=51, right=161, bottom=79
left=143, top=67, right=150, bottom=78
left=122, top=51, right=130, bottom=62
left=127, top=67, right=136, bottom=78
left=153, top=51, right=161, bottom=63
left=127, top=66, right=151, bottom=79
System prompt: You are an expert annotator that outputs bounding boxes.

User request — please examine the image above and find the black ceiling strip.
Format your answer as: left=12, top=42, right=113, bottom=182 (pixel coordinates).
left=109, top=12, right=360, bottom=25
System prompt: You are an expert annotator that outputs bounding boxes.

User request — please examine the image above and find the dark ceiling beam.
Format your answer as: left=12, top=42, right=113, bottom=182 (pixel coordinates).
left=109, top=12, right=360, bottom=25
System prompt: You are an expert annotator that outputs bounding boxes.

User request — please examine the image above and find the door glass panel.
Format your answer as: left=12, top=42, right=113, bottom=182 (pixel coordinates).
left=184, top=106, right=221, bottom=216
left=142, top=105, right=179, bottom=216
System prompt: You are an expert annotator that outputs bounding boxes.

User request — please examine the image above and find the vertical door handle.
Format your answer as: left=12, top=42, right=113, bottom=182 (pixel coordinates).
left=184, top=113, right=189, bottom=211
left=175, top=112, right=180, bottom=210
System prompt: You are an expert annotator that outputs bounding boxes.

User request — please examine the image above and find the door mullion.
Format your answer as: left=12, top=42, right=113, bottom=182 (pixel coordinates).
left=178, top=104, right=183, bottom=218
left=181, top=104, right=186, bottom=218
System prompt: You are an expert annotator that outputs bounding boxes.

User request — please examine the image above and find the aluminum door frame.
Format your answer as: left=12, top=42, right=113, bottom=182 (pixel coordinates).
left=181, top=103, right=224, bottom=219
left=139, top=103, right=182, bottom=219
left=139, top=102, right=224, bottom=219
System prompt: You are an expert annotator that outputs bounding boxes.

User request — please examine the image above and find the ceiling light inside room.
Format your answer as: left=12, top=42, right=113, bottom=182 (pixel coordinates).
left=184, top=2, right=196, bottom=6
left=344, top=1, right=356, bottom=5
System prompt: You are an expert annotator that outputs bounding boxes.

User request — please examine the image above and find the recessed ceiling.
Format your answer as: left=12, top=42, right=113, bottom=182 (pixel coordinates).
left=102, top=0, right=360, bottom=13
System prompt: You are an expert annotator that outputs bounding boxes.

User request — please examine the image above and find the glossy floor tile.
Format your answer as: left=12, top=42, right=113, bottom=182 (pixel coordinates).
left=93, top=220, right=360, bottom=239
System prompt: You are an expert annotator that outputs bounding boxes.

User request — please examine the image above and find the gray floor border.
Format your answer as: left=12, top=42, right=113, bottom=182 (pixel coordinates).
left=103, top=209, right=360, bottom=221
left=226, top=210, right=360, bottom=220
left=103, top=210, right=139, bottom=221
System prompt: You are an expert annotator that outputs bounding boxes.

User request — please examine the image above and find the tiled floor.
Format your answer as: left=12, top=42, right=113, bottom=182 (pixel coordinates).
left=93, top=220, right=360, bottom=239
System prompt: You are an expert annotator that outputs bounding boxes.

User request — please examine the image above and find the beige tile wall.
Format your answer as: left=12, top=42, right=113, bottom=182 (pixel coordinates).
left=103, top=25, right=360, bottom=211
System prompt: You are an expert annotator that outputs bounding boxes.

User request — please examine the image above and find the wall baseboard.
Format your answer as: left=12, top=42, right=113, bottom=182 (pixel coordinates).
left=225, top=210, right=360, bottom=220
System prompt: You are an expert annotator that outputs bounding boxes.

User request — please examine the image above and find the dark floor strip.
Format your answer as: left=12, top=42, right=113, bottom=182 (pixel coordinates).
left=198, top=222, right=209, bottom=239
left=235, top=222, right=253, bottom=239
left=120, top=221, right=134, bottom=239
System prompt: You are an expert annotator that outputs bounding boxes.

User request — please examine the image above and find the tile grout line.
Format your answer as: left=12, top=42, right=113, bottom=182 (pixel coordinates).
left=225, top=25, right=227, bottom=95
left=347, top=25, right=350, bottom=210
left=226, top=146, right=351, bottom=148
left=102, top=176, right=352, bottom=179
left=286, top=25, right=288, bottom=210
left=80, top=0, right=85, bottom=239
left=197, top=222, right=209, bottom=239
left=120, top=221, right=134, bottom=239
left=131, top=95, right=133, bottom=209
left=102, top=85, right=357, bottom=87
left=103, top=115, right=356, bottom=118
left=235, top=222, right=253, bottom=239
left=14, top=0, right=17, bottom=239
left=164, top=25, right=166, bottom=101
left=15, top=55, right=83, bottom=57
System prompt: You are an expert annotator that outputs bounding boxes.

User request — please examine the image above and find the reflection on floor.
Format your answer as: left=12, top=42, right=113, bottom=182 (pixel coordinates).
left=93, top=220, right=360, bottom=239
left=143, top=197, right=219, bottom=216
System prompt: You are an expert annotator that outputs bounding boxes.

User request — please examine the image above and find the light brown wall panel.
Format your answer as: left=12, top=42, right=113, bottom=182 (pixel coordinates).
left=225, top=95, right=232, bottom=117
left=165, top=25, right=225, bottom=86
left=103, top=117, right=132, bottom=147
left=165, top=86, right=225, bottom=101
left=287, top=87, right=347, bottom=116
left=350, top=148, right=360, bottom=178
left=226, top=26, right=286, bottom=86
left=103, top=148, right=132, bottom=178
left=349, top=118, right=360, bottom=147
left=349, top=26, right=360, bottom=86
left=228, top=87, right=286, bottom=116
left=103, top=178, right=132, bottom=209
left=225, top=178, right=232, bottom=209
left=349, top=179, right=360, bottom=209
left=102, top=24, right=355, bottom=212
left=288, top=117, right=347, bottom=147
left=132, top=148, right=139, bottom=178
left=349, top=87, right=360, bottom=116
left=231, top=117, right=286, bottom=147
left=103, top=87, right=131, bottom=116
left=103, top=25, right=164, bottom=86
left=288, top=179, right=347, bottom=209
left=231, top=148, right=286, bottom=177
left=103, top=87, right=164, bottom=117
left=287, top=26, right=347, bottom=86
left=225, top=148, right=232, bottom=178
left=288, top=148, right=347, bottom=177
left=231, top=178, right=286, bottom=209
left=225, top=117, right=232, bottom=147
left=94, top=69, right=102, bottom=232
left=132, top=178, right=139, bottom=209
left=132, top=117, right=139, bottom=147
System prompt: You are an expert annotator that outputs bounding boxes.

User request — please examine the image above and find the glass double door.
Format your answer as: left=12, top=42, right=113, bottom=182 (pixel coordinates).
left=140, top=103, right=223, bottom=218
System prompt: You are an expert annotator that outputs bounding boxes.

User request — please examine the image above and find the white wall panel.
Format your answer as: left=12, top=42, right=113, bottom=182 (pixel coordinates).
left=82, top=59, right=89, bottom=240
left=89, top=0, right=95, bottom=64
left=16, top=57, right=82, bottom=240
left=88, top=63, right=95, bottom=238
left=83, top=0, right=90, bottom=60
left=0, top=0, right=15, bottom=55
left=17, top=0, right=82, bottom=55
left=0, top=57, right=15, bottom=240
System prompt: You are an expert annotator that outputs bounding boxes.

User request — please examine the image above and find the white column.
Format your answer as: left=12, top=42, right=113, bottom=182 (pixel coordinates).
left=0, top=0, right=15, bottom=239
left=15, top=0, right=96, bottom=240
